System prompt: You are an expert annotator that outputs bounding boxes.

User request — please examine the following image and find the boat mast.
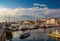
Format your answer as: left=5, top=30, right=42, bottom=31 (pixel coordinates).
left=14, top=13, right=15, bottom=22
left=8, top=14, right=10, bottom=22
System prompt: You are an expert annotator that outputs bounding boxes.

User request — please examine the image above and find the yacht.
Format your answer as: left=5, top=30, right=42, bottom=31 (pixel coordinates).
left=49, top=26, right=60, bottom=39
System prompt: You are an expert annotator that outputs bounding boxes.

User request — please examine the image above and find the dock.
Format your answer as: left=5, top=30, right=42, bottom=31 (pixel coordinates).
left=0, top=28, right=6, bottom=41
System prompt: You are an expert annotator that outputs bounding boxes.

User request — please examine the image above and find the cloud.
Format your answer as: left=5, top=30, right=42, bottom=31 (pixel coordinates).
left=0, top=3, right=60, bottom=22
left=40, top=4, right=46, bottom=7
left=34, top=3, right=47, bottom=8
left=0, top=7, right=44, bottom=21
left=34, top=3, right=40, bottom=6
left=47, top=9, right=60, bottom=18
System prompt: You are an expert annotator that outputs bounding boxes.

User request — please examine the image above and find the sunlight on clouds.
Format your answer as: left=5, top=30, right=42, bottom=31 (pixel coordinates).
left=0, top=3, right=60, bottom=21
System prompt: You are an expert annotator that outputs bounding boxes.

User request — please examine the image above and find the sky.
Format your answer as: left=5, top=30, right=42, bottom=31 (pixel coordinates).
left=0, top=0, right=60, bottom=22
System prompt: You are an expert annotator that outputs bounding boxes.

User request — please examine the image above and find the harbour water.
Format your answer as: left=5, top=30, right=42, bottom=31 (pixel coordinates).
left=6, top=27, right=60, bottom=41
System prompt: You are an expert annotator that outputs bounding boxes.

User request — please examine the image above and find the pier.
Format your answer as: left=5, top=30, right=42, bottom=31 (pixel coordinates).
left=0, top=28, right=6, bottom=41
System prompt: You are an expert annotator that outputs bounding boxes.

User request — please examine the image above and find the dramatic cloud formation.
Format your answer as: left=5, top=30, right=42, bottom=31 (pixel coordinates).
left=0, top=3, right=60, bottom=22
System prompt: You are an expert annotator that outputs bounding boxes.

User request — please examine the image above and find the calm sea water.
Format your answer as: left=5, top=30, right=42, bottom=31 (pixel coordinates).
left=6, top=27, right=60, bottom=41
left=11, top=38, right=60, bottom=41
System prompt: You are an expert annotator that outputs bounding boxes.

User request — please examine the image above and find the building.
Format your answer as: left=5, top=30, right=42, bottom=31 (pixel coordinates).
left=40, top=18, right=47, bottom=25
left=46, top=18, right=59, bottom=25
left=34, top=20, right=41, bottom=25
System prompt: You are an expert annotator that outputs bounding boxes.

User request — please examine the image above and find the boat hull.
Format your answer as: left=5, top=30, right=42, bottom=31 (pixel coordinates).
left=49, top=34, right=60, bottom=39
